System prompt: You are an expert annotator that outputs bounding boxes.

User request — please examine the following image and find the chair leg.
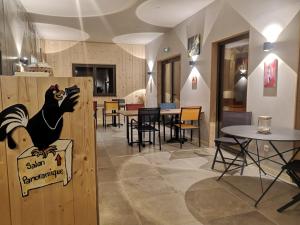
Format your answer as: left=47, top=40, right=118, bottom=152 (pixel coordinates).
left=211, top=143, right=220, bottom=170
left=159, top=129, right=161, bottom=150
left=198, top=127, right=201, bottom=147
left=180, top=128, right=182, bottom=149
left=277, top=193, right=300, bottom=213
left=191, top=130, right=193, bottom=142
left=130, top=125, right=133, bottom=146
left=163, top=116, right=166, bottom=141
left=212, top=142, right=227, bottom=170
left=138, top=131, right=142, bottom=152
left=118, top=115, right=120, bottom=128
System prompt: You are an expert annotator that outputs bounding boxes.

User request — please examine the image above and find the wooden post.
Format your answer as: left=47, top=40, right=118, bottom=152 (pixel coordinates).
left=0, top=76, right=98, bottom=225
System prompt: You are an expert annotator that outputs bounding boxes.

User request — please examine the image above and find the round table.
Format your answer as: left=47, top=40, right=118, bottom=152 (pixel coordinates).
left=221, top=125, right=300, bottom=142
left=218, top=125, right=300, bottom=207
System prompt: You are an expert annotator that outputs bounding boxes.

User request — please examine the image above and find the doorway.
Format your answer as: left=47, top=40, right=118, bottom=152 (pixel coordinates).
left=216, top=33, right=249, bottom=136
left=161, top=56, right=181, bottom=107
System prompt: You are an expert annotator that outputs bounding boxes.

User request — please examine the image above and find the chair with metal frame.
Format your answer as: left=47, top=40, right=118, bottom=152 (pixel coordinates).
left=131, top=107, right=161, bottom=152
left=277, top=160, right=300, bottom=212
left=126, top=103, right=144, bottom=144
left=174, top=106, right=202, bottom=148
left=102, top=101, right=120, bottom=128
left=112, top=99, right=126, bottom=124
left=160, top=102, right=177, bottom=141
left=211, top=111, right=252, bottom=175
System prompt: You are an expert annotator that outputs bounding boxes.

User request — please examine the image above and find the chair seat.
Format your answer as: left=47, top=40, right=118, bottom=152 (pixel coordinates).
left=174, top=124, right=199, bottom=129
left=135, top=124, right=159, bottom=132
left=215, top=137, right=248, bottom=144
left=284, top=160, right=300, bottom=171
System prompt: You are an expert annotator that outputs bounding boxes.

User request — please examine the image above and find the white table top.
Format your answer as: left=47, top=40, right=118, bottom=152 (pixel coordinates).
left=221, top=125, right=300, bottom=141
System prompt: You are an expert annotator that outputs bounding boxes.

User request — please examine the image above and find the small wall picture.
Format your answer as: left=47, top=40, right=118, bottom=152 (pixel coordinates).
left=192, top=76, right=197, bottom=90
left=264, top=58, right=278, bottom=88
left=188, top=34, right=201, bottom=57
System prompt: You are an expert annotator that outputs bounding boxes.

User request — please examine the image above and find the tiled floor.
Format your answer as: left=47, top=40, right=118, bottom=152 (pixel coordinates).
left=97, top=126, right=300, bottom=225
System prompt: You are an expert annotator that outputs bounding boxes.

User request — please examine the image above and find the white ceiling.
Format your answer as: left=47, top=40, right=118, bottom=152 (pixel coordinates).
left=20, top=0, right=138, bottom=17
left=113, top=32, right=163, bottom=45
left=21, top=0, right=215, bottom=44
left=35, top=23, right=90, bottom=41
left=136, top=0, right=215, bottom=27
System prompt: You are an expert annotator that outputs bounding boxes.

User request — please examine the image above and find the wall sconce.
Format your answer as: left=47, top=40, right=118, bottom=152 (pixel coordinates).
left=19, top=56, right=29, bottom=65
left=189, top=60, right=196, bottom=67
left=263, top=42, right=274, bottom=52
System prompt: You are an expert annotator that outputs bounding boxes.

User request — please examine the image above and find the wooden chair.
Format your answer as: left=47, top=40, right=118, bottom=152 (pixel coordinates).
left=126, top=103, right=144, bottom=111
left=160, top=103, right=176, bottom=141
left=112, top=99, right=126, bottom=110
left=211, top=111, right=252, bottom=175
left=277, top=160, right=300, bottom=212
left=102, top=101, right=120, bottom=128
left=131, top=107, right=161, bottom=152
left=174, top=106, right=202, bottom=148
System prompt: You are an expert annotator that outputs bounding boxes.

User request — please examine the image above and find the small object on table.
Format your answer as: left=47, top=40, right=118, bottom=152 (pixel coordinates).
left=257, top=116, right=272, bottom=134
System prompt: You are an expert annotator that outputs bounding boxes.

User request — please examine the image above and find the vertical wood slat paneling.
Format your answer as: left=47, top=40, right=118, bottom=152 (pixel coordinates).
left=0, top=76, right=97, bottom=225
left=0, top=77, right=12, bottom=225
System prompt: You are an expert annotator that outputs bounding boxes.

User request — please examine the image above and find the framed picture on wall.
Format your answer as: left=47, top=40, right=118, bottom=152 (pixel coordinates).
left=192, top=76, right=197, bottom=90
left=188, top=34, right=201, bottom=57
left=264, top=58, right=278, bottom=88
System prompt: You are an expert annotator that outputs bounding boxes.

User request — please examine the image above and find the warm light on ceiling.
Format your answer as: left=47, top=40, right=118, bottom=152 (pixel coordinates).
left=262, top=24, right=283, bottom=42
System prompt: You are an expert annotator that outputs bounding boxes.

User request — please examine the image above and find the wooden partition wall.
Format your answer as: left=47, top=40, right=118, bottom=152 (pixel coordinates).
left=0, top=76, right=98, bottom=225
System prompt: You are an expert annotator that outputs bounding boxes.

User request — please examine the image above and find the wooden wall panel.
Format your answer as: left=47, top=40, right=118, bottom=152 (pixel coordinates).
left=0, top=76, right=97, bottom=225
left=0, top=77, right=12, bottom=225
left=45, top=40, right=146, bottom=104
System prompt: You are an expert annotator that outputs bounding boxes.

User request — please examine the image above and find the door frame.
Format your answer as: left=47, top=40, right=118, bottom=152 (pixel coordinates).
left=209, top=31, right=249, bottom=146
left=158, top=55, right=181, bottom=105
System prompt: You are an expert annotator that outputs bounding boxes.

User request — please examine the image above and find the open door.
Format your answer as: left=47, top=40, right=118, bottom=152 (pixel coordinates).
left=161, top=56, right=181, bottom=107
left=216, top=33, right=249, bottom=137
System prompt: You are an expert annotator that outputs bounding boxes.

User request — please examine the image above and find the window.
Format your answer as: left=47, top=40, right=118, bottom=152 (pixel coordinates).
left=72, top=64, right=116, bottom=96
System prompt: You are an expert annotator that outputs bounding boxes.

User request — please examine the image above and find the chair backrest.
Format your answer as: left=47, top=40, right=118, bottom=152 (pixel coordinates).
left=222, top=111, right=252, bottom=128
left=104, top=101, right=119, bottom=111
left=180, top=106, right=202, bottom=121
left=126, top=103, right=144, bottom=111
left=112, top=99, right=126, bottom=109
left=138, top=107, right=160, bottom=125
left=285, top=160, right=300, bottom=188
left=160, top=102, right=176, bottom=110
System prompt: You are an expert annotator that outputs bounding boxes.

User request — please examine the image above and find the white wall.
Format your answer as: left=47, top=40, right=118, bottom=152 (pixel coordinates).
left=145, top=0, right=300, bottom=145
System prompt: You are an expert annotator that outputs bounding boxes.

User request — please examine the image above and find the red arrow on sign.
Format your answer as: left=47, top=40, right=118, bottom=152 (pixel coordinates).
left=55, top=154, right=62, bottom=166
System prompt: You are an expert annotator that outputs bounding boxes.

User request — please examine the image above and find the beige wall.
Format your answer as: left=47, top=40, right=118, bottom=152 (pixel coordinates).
left=45, top=40, right=146, bottom=105
left=0, top=0, right=40, bottom=75
left=146, top=0, right=300, bottom=146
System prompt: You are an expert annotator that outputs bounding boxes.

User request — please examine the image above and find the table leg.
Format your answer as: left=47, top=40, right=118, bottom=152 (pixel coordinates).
left=254, top=144, right=300, bottom=207
left=126, top=116, right=130, bottom=144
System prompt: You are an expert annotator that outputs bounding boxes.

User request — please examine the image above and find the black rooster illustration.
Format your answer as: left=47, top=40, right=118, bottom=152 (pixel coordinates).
left=0, top=84, right=80, bottom=158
